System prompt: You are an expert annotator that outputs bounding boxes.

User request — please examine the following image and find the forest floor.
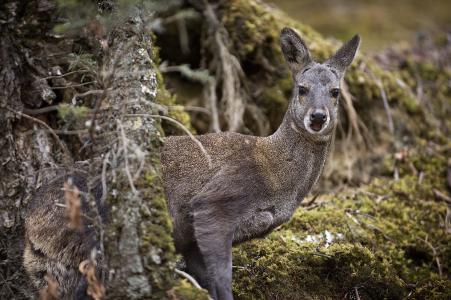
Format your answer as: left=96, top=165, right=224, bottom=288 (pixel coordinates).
left=1, top=0, right=449, bottom=299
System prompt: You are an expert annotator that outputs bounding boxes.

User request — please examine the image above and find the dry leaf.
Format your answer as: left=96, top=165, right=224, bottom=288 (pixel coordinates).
left=64, top=179, right=82, bottom=230
left=79, top=259, right=105, bottom=300
left=39, top=274, right=59, bottom=300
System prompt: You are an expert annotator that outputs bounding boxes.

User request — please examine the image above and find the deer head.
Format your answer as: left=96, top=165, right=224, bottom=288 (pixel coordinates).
left=280, top=27, right=360, bottom=139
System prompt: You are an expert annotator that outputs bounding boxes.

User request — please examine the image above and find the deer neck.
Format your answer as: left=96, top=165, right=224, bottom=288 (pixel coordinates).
left=259, top=108, right=333, bottom=196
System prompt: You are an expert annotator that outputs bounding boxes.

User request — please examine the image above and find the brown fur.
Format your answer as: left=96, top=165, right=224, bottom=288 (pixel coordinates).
left=23, top=172, right=105, bottom=299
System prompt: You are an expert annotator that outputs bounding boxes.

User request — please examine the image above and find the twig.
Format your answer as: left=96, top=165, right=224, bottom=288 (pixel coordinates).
left=72, top=89, right=105, bottom=104
left=168, top=105, right=212, bottom=116
left=5, top=106, right=71, bottom=162
left=174, top=269, right=205, bottom=292
left=160, top=64, right=211, bottom=84
left=367, top=71, right=395, bottom=135
left=117, top=120, right=137, bottom=194
left=417, top=237, right=443, bottom=278
left=51, top=81, right=97, bottom=89
left=377, top=79, right=394, bottom=134
left=433, top=189, right=451, bottom=205
left=418, top=171, right=424, bottom=185
left=206, top=77, right=221, bottom=132
left=125, top=114, right=212, bottom=168
left=341, top=82, right=367, bottom=146
left=39, top=69, right=90, bottom=81
left=101, top=152, right=110, bottom=204
left=301, top=194, right=319, bottom=207
left=354, top=287, right=361, bottom=300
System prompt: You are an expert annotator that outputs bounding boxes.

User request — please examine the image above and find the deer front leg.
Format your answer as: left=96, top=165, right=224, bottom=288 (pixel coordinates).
left=182, top=245, right=209, bottom=289
left=193, top=209, right=234, bottom=300
left=190, top=166, right=256, bottom=300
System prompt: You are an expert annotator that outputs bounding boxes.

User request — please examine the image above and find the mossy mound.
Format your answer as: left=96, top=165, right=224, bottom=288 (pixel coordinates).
left=375, top=35, right=451, bottom=141
left=220, top=0, right=422, bottom=136
left=232, top=143, right=451, bottom=299
left=213, top=0, right=449, bottom=188
left=168, top=280, right=211, bottom=300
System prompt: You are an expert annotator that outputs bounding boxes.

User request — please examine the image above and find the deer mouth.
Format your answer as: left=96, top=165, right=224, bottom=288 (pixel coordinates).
left=309, top=121, right=324, bottom=132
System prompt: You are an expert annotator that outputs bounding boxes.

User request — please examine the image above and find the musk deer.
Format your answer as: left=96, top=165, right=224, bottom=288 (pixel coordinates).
left=162, top=27, right=360, bottom=300
left=23, top=171, right=106, bottom=299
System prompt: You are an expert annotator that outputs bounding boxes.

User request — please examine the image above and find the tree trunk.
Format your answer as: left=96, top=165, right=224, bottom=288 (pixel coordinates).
left=0, top=1, right=208, bottom=299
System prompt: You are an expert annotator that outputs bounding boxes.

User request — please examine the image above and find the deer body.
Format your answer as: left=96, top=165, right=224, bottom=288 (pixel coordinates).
left=162, top=28, right=360, bottom=300
left=163, top=119, right=331, bottom=248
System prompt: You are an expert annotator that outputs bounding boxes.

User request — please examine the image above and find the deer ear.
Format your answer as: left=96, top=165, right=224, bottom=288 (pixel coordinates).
left=280, top=27, right=312, bottom=73
left=326, top=34, right=360, bottom=75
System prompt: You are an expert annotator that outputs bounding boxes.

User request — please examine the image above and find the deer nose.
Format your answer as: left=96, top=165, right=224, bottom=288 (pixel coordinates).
left=308, top=109, right=327, bottom=132
left=310, top=111, right=327, bottom=124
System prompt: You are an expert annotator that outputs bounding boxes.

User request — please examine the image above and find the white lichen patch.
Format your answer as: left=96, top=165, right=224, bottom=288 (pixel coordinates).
left=292, top=230, right=344, bottom=248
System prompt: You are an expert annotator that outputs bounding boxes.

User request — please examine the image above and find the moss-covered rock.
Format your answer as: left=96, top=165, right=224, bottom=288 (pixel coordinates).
left=232, top=143, right=451, bottom=299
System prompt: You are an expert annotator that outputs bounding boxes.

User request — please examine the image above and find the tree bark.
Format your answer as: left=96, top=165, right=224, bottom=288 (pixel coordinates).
left=0, top=1, right=191, bottom=299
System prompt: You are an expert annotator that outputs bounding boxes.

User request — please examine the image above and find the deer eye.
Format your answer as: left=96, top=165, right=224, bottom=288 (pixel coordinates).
left=330, top=88, right=340, bottom=98
left=298, top=86, right=308, bottom=96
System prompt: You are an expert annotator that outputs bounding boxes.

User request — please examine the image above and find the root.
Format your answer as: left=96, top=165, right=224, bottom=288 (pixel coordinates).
left=340, top=81, right=370, bottom=148
left=196, top=0, right=247, bottom=132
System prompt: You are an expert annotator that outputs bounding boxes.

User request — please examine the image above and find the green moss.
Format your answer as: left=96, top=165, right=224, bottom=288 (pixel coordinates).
left=167, top=280, right=210, bottom=300
left=156, top=87, right=193, bottom=133
left=134, top=167, right=204, bottom=299
left=149, top=34, right=194, bottom=134
left=258, top=76, right=292, bottom=131
left=232, top=144, right=451, bottom=299
left=57, top=104, right=90, bottom=127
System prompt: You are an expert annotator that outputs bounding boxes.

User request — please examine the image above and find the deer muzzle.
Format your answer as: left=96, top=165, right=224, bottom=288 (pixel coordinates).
left=304, top=108, right=329, bottom=133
